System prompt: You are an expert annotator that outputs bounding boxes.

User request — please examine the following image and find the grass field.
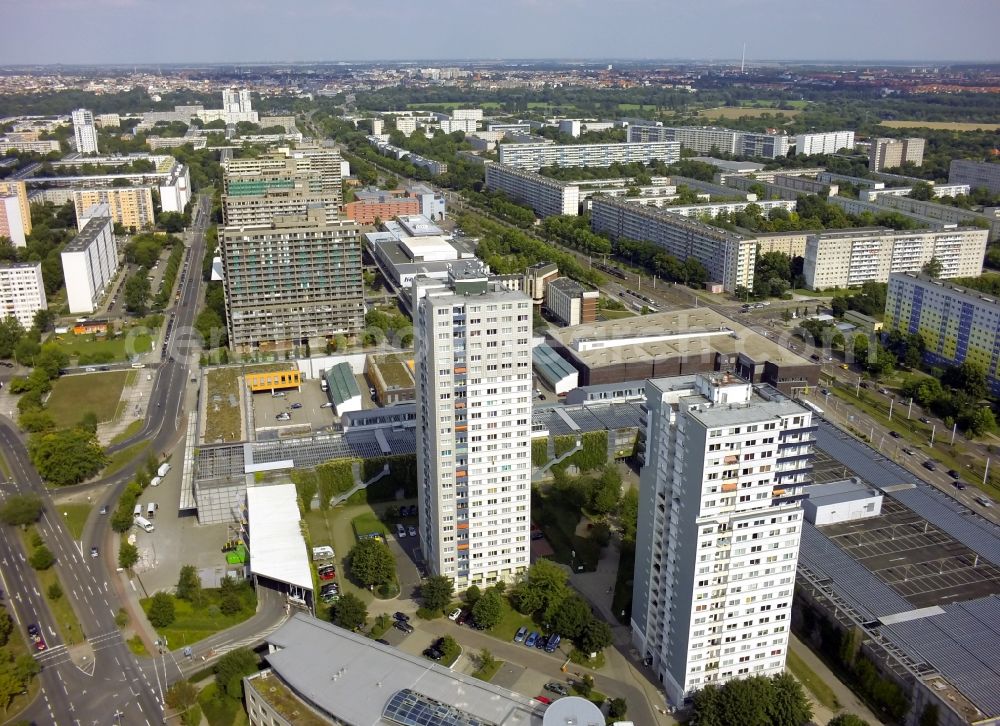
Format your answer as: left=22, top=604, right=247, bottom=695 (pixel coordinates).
left=141, top=584, right=257, bottom=648
left=46, top=371, right=128, bottom=425
left=198, top=684, right=251, bottom=726
left=51, top=330, right=152, bottom=363
left=102, top=439, right=151, bottom=477
left=406, top=101, right=503, bottom=110
left=699, top=106, right=800, bottom=120
left=351, top=511, right=389, bottom=539
left=56, top=503, right=92, bottom=540
left=881, top=120, right=1000, bottom=131
left=204, top=367, right=243, bottom=443
left=487, top=600, right=536, bottom=642
left=472, top=658, right=504, bottom=682
left=0, top=451, right=10, bottom=479
left=110, top=419, right=144, bottom=445
left=787, top=649, right=841, bottom=710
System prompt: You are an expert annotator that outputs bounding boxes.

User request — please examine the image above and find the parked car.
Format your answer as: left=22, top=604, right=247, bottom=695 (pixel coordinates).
left=275, top=412, right=291, bottom=421
left=544, top=634, right=562, bottom=653
left=535, top=696, right=552, bottom=705
left=90, top=547, right=99, bottom=558
left=902, top=448, right=914, bottom=456
left=394, top=620, right=414, bottom=634
left=536, top=634, right=549, bottom=649
left=423, top=647, right=443, bottom=660
left=544, top=682, right=569, bottom=696
left=408, top=525, right=417, bottom=537
left=290, top=402, right=303, bottom=409
left=448, top=608, right=462, bottom=621
left=456, top=609, right=469, bottom=626
left=514, top=626, right=528, bottom=643
left=919, top=416, right=932, bottom=424
left=319, top=569, right=335, bottom=581
left=396, top=523, right=406, bottom=538
left=889, top=431, right=901, bottom=438
left=524, top=632, right=539, bottom=648
left=393, top=612, right=410, bottom=622
left=321, top=402, right=334, bottom=408
left=375, top=639, right=390, bottom=646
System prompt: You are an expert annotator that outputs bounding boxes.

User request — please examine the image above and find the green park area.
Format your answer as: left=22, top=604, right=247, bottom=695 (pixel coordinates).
left=51, top=328, right=152, bottom=365
left=46, top=371, right=129, bottom=426
left=141, top=579, right=257, bottom=649
left=55, top=503, right=92, bottom=540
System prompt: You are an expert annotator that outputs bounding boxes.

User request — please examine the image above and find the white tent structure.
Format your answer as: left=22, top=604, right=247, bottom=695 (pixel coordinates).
left=246, top=483, right=313, bottom=606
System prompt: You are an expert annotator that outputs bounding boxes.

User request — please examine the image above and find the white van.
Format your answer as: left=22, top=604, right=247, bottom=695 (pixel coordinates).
left=157, top=463, right=171, bottom=477
left=133, top=504, right=142, bottom=518
left=312, top=545, right=335, bottom=560
left=146, top=503, right=157, bottom=519
left=134, top=516, right=154, bottom=532
left=150, top=476, right=161, bottom=487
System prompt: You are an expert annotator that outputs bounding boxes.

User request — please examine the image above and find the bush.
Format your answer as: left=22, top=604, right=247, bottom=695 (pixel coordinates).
left=214, top=647, right=258, bottom=700
left=47, top=582, right=63, bottom=600
left=219, top=593, right=242, bottom=616
left=148, top=592, right=176, bottom=628
left=0, top=494, right=44, bottom=526
left=29, top=545, right=55, bottom=570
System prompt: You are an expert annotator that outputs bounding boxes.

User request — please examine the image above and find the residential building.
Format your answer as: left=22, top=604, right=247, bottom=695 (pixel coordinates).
left=497, top=141, right=680, bottom=171
left=158, top=162, right=191, bottom=213
left=452, top=109, right=483, bottom=122
left=370, top=118, right=384, bottom=136
left=404, top=182, right=446, bottom=221
left=71, top=108, right=99, bottom=154
left=0, top=195, right=28, bottom=247
left=632, top=373, right=813, bottom=705
left=488, top=122, right=532, bottom=134
left=61, top=210, right=118, bottom=314
left=221, top=88, right=252, bottom=115
left=342, top=189, right=420, bottom=225
left=413, top=272, right=534, bottom=589
left=948, top=159, right=1000, bottom=195
left=545, top=277, right=598, bottom=326
left=0, top=137, right=61, bottom=154
left=559, top=119, right=582, bottom=137
left=0, top=181, right=31, bottom=237
left=440, top=117, right=477, bottom=135
left=885, top=271, right=1000, bottom=395
left=629, top=125, right=790, bottom=159
left=394, top=116, right=417, bottom=136
left=72, top=187, right=155, bottom=230
left=146, top=135, right=207, bottom=151
left=590, top=196, right=755, bottom=292
left=219, top=208, right=362, bottom=351
left=242, top=614, right=545, bottom=726
left=224, top=146, right=343, bottom=209
left=484, top=163, right=580, bottom=218
left=869, top=137, right=925, bottom=171
left=872, top=193, right=1000, bottom=241
left=794, top=131, right=856, bottom=156
left=803, top=227, right=987, bottom=290
left=525, top=261, right=560, bottom=307
left=366, top=137, right=449, bottom=176
left=0, top=262, right=46, bottom=329
left=95, top=113, right=120, bottom=128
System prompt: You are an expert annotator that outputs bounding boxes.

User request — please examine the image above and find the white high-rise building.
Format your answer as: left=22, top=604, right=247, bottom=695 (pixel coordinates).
left=222, top=88, right=252, bottom=115
left=632, top=374, right=813, bottom=705
left=414, top=272, right=534, bottom=590
left=794, top=130, right=855, bottom=156
left=71, top=108, right=99, bottom=154
left=0, top=262, right=47, bottom=330
left=61, top=207, right=118, bottom=314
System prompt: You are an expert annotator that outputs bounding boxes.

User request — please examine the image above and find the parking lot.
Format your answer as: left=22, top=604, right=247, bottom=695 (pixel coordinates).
left=820, top=497, right=1000, bottom=608
left=251, top=379, right=336, bottom=435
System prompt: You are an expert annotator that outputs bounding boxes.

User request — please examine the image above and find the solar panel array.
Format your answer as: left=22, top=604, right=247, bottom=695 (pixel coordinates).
left=799, top=522, right=912, bottom=620
left=815, top=421, right=1000, bottom=567
left=880, top=595, right=1000, bottom=717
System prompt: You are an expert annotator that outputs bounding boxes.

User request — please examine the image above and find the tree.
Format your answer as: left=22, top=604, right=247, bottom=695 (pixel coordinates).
left=438, top=635, right=460, bottom=663
left=577, top=618, right=613, bottom=654
left=47, top=582, right=63, bottom=600
left=476, top=648, right=497, bottom=673
left=78, top=411, right=99, bottom=434
left=421, top=575, right=455, bottom=613
left=118, top=541, right=139, bottom=570
left=910, top=181, right=934, bottom=201
left=28, top=428, right=107, bottom=486
left=943, top=360, right=989, bottom=401
left=214, top=647, right=258, bottom=700
left=961, top=406, right=996, bottom=437
left=29, top=545, right=55, bottom=570
left=0, top=315, right=25, bottom=360
left=175, top=565, right=202, bottom=602
left=828, top=716, right=870, bottom=726
left=547, top=595, right=591, bottom=640
left=329, top=592, right=367, bottom=631
left=0, top=671, right=23, bottom=711
left=147, top=592, right=176, bottom=628
left=32, top=307, right=56, bottom=333
left=0, top=607, right=12, bottom=647
left=471, top=587, right=503, bottom=630
left=124, top=272, right=151, bottom=315
left=608, top=697, right=628, bottom=719
left=165, top=680, right=199, bottom=715
left=464, top=584, right=482, bottom=607
left=767, top=672, right=813, bottom=726
left=510, top=558, right=568, bottom=615
left=0, top=494, right=44, bottom=526
left=349, top=538, right=396, bottom=588
left=13, top=653, right=40, bottom=683
left=589, top=465, right=622, bottom=514
left=219, top=593, right=243, bottom=616
left=921, top=256, right=943, bottom=277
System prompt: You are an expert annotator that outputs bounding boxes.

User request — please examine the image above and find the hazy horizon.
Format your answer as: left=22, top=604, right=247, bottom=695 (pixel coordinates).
left=3, top=0, right=999, bottom=66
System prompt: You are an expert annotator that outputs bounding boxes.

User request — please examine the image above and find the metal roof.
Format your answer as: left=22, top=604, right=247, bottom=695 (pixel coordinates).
left=532, top=344, right=578, bottom=387
left=324, top=362, right=361, bottom=406
left=246, top=483, right=313, bottom=591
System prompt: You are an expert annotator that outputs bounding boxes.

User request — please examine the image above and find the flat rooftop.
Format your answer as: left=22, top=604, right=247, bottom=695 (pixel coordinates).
left=546, top=308, right=814, bottom=370
left=804, top=477, right=882, bottom=508
left=63, top=215, right=111, bottom=253
left=246, top=483, right=312, bottom=592
left=691, top=156, right=765, bottom=172
left=262, top=614, right=545, bottom=725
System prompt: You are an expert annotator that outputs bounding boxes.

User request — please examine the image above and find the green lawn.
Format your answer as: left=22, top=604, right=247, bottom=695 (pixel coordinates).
left=532, top=487, right=601, bottom=571
left=46, top=371, right=129, bottom=425
left=787, top=649, right=840, bottom=710
left=0, top=607, right=42, bottom=721
left=127, top=635, right=148, bottom=656
left=18, top=528, right=84, bottom=645
left=0, top=451, right=10, bottom=478
left=51, top=330, right=152, bottom=363
left=141, top=584, right=257, bottom=648
left=102, top=439, right=151, bottom=477
left=56, top=503, right=92, bottom=540
left=110, top=419, right=144, bottom=445
left=204, top=366, right=245, bottom=443
left=488, top=600, right=536, bottom=642
left=351, top=511, right=389, bottom=540
left=198, top=684, right=249, bottom=726
left=303, top=506, right=373, bottom=604
left=472, top=659, right=504, bottom=682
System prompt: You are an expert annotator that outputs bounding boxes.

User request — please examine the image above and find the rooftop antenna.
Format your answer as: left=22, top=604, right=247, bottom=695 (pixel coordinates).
left=740, top=43, right=746, bottom=74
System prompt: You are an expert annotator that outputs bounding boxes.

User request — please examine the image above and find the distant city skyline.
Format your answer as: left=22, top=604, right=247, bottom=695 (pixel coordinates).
left=3, top=0, right=999, bottom=65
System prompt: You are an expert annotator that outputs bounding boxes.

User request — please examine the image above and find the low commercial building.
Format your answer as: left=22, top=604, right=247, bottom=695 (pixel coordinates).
left=843, top=310, right=883, bottom=333
left=497, top=141, right=680, bottom=171
left=343, top=189, right=420, bottom=225
left=245, top=369, right=302, bottom=393
left=949, top=158, right=1000, bottom=195
left=544, top=308, right=818, bottom=393
left=245, top=484, right=313, bottom=608
left=243, top=614, right=546, bottom=726
left=590, top=196, right=755, bottom=292
left=795, top=130, right=856, bottom=156
left=368, top=230, right=483, bottom=290
left=324, top=362, right=362, bottom=415
left=485, top=163, right=579, bottom=218
left=0, top=194, right=28, bottom=247
left=72, top=186, right=155, bottom=230
left=802, top=478, right=883, bottom=526
left=364, top=353, right=415, bottom=405
left=545, top=276, right=598, bottom=326
left=60, top=209, right=118, bottom=314
left=885, top=271, right=1000, bottom=395
left=803, top=227, right=987, bottom=290
left=0, top=262, right=46, bottom=329
left=532, top=343, right=579, bottom=395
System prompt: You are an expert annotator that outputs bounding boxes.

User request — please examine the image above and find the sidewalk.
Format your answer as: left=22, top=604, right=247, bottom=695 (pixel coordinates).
left=99, top=371, right=155, bottom=445
left=789, top=635, right=884, bottom=726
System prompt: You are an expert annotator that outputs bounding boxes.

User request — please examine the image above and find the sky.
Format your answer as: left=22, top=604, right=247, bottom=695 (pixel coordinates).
left=2, top=0, right=999, bottom=65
